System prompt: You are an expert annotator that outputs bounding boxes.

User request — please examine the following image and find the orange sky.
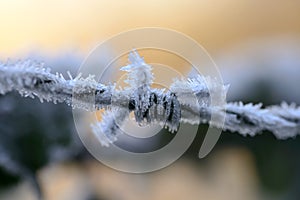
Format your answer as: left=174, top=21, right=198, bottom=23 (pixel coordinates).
left=1, top=0, right=300, bottom=56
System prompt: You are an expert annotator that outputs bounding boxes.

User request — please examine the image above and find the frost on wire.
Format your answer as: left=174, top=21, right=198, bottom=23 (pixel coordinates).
left=0, top=50, right=300, bottom=147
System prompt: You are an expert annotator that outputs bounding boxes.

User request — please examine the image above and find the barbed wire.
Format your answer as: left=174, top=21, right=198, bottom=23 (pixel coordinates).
left=0, top=51, right=299, bottom=146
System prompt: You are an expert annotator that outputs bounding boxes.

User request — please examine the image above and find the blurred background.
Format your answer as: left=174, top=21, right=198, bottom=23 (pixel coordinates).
left=1, top=0, right=300, bottom=199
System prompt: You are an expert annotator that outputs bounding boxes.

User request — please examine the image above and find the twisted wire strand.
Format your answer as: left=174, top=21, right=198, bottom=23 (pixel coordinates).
left=0, top=58, right=299, bottom=145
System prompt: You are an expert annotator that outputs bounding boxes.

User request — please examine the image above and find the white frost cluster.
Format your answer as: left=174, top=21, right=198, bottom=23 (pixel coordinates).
left=0, top=61, right=109, bottom=111
left=224, top=102, right=300, bottom=139
left=170, top=75, right=229, bottom=109
left=91, top=109, right=129, bottom=147
left=120, top=50, right=154, bottom=88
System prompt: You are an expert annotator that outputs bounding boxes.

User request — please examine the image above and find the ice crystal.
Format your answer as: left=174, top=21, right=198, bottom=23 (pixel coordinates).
left=120, top=50, right=154, bottom=88
left=91, top=108, right=129, bottom=147
left=224, top=102, right=300, bottom=139
left=170, top=75, right=229, bottom=115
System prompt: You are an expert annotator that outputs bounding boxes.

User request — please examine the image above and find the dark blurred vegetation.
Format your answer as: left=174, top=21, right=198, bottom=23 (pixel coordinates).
left=0, top=92, right=83, bottom=197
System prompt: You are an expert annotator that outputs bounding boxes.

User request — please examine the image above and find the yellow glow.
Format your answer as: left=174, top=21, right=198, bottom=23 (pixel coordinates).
left=1, top=0, right=300, bottom=56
